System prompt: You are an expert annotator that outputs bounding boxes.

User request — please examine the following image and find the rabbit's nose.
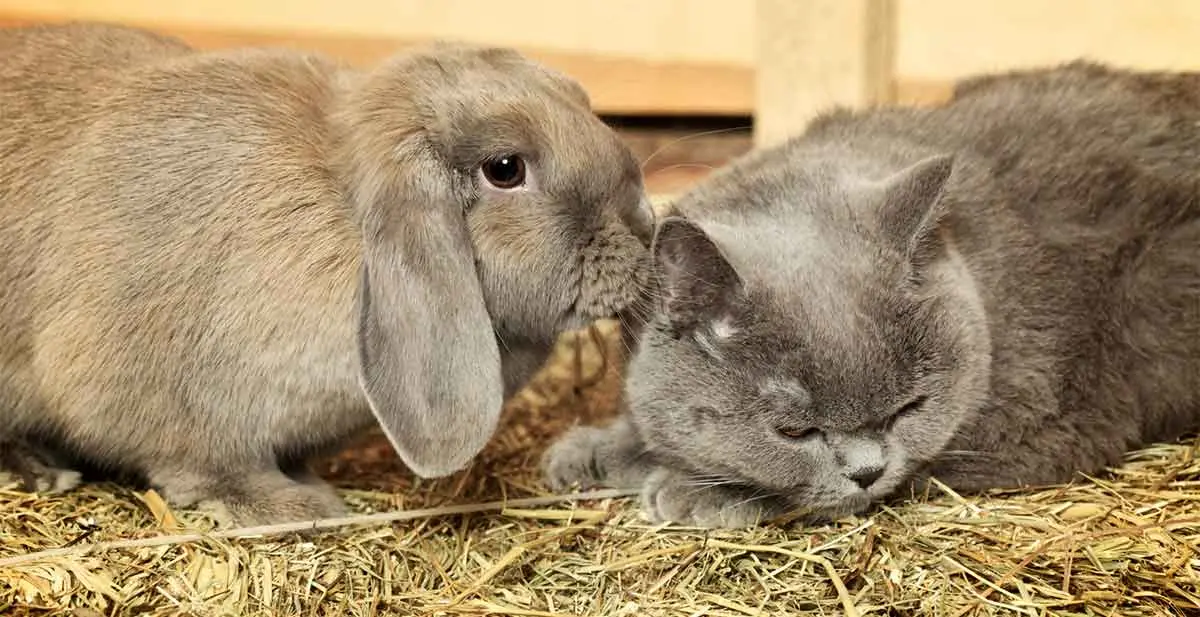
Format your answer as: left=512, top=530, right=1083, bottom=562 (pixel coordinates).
left=624, top=196, right=655, bottom=248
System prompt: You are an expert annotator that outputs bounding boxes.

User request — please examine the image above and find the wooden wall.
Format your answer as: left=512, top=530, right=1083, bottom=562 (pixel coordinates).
left=894, top=0, right=1200, bottom=104
left=0, top=0, right=756, bottom=116
left=4, top=1, right=1200, bottom=144
left=756, top=0, right=1200, bottom=145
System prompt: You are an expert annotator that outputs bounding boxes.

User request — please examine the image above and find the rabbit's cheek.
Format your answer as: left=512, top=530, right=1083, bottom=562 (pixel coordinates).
left=577, top=229, right=653, bottom=320
left=468, top=207, right=580, bottom=340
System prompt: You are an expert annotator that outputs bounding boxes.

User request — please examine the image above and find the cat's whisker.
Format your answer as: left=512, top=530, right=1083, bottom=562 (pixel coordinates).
left=686, top=478, right=729, bottom=485
left=936, top=450, right=1003, bottom=461
left=683, top=479, right=740, bottom=490
left=682, top=470, right=744, bottom=491
left=682, top=472, right=736, bottom=484
left=727, top=489, right=777, bottom=511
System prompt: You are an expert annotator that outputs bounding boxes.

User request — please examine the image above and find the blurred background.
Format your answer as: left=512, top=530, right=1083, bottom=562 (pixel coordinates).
left=3, top=0, right=1198, bottom=197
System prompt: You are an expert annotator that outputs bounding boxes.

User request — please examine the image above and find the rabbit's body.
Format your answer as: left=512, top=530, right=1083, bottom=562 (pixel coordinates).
left=1, top=22, right=653, bottom=524
left=2, top=25, right=365, bottom=465
left=544, top=61, right=1200, bottom=528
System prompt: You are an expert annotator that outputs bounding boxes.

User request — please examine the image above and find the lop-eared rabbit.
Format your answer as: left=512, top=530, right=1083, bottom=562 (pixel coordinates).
left=0, top=22, right=654, bottom=524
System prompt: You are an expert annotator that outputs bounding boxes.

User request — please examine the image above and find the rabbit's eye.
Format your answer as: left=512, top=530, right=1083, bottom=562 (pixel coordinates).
left=481, top=155, right=526, bottom=190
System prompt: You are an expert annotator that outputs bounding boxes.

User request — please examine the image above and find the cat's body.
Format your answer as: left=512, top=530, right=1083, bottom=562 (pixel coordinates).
left=544, top=61, right=1200, bottom=527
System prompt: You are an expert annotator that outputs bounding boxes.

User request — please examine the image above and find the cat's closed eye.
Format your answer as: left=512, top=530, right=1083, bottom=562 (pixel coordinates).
left=883, top=395, right=927, bottom=430
left=776, top=426, right=822, bottom=441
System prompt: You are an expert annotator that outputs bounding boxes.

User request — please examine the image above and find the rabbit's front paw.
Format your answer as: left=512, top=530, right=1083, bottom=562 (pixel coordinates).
left=151, top=466, right=348, bottom=527
left=0, top=440, right=83, bottom=494
left=224, top=481, right=348, bottom=527
left=639, top=468, right=788, bottom=529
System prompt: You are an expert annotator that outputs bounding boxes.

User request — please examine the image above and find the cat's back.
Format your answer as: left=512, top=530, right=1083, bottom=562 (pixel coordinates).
left=812, top=60, right=1200, bottom=152
left=672, top=61, right=1200, bottom=291
left=949, top=60, right=1200, bottom=117
left=682, top=62, right=1200, bottom=228
left=829, top=62, right=1200, bottom=446
left=811, top=62, right=1200, bottom=227
left=939, top=61, right=1200, bottom=194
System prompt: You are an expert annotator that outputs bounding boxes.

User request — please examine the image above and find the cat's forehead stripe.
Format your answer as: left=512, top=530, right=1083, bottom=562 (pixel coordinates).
left=759, top=378, right=812, bottom=405
left=699, top=214, right=878, bottom=335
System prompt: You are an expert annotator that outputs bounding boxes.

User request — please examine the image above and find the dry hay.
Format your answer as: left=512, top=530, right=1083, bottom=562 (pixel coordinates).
left=1, top=318, right=1197, bottom=617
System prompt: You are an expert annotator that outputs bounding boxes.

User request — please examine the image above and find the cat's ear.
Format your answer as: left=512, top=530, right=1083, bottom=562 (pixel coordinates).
left=877, top=154, right=955, bottom=274
left=652, top=216, right=743, bottom=330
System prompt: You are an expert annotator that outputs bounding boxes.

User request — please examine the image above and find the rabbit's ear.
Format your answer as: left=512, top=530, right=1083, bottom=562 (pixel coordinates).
left=355, top=158, right=503, bottom=479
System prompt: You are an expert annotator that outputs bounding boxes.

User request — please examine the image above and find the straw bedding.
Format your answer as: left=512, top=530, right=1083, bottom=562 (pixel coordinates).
left=1, top=319, right=1198, bottom=616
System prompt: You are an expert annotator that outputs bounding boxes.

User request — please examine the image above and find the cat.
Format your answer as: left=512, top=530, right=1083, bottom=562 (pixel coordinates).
left=542, top=61, right=1200, bottom=528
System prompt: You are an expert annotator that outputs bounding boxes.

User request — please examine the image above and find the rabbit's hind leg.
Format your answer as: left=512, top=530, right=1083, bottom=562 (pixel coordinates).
left=0, top=438, right=83, bottom=494
left=148, top=464, right=348, bottom=527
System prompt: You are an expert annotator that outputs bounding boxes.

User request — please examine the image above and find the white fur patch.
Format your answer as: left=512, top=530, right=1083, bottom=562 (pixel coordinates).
left=711, top=316, right=738, bottom=339
left=694, top=316, right=738, bottom=359
left=840, top=436, right=885, bottom=473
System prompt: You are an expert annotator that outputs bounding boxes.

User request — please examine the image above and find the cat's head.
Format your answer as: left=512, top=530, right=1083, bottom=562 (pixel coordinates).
left=626, top=152, right=992, bottom=517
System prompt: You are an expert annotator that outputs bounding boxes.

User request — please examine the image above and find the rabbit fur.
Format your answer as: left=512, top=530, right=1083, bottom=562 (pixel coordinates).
left=0, top=21, right=654, bottom=524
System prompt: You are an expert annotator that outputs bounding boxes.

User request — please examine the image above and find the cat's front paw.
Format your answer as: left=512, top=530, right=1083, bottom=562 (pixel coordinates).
left=541, top=426, right=614, bottom=491
left=639, top=468, right=789, bottom=529
left=542, top=419, right=656, bottom=491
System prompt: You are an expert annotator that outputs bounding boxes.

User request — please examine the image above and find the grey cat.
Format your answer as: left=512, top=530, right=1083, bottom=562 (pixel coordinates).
left=543, top=61, right=1200, bottom=528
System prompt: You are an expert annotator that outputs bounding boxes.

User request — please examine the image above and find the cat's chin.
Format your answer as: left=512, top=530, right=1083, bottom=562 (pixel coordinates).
left=784, top=490, right=874, bottom=523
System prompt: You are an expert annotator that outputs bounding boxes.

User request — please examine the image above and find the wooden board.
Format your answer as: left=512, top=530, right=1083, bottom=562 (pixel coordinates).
left=0, top=1, right=756, bottom=116
left=896, top=0, right=1200, bottom=82
left=753, top=0, right=896, bottom=147
left=753, top=0, right=1200, bottom=145
left=9, top=0, right=1200, bottom=132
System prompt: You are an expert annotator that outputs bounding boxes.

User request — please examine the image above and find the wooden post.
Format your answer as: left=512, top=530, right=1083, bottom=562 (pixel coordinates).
left=754, top=0, right=897, bottom=148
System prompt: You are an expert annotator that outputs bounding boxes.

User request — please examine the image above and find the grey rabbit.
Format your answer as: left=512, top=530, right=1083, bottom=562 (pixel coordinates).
left=544, top=61, right=1200, bottom=528
left=0, top=21, right=655, bottom=525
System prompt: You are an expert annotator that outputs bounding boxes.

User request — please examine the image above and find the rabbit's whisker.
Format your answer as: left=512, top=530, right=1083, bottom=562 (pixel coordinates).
left=644, top=162, right=719, bottom=185
left=638, top=126, right=752, bottom=172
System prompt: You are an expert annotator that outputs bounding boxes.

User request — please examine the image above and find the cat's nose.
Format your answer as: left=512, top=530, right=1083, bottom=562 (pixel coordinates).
left=849, top=466, right=884, bottom=489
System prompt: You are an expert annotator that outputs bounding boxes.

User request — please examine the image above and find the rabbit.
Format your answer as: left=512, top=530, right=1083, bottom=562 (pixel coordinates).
left=543, top=60, right=1200, bottom=528
left=0, top=21, right=655, bottom=525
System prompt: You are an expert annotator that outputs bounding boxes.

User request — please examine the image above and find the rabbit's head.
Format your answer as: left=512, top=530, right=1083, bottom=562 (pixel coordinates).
left=335, top=43, right=654, bottom=478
